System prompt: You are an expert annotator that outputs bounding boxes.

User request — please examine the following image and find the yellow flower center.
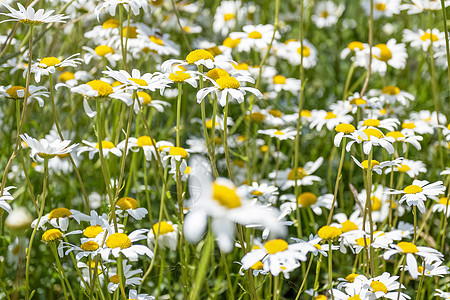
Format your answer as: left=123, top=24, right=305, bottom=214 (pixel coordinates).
left=250, top=112, right=266, bottom=123
left=206, top=68, right=230, bottom=81
left=224, top=13, right=235, bottom=21
left=350, top=98, right=367, bottom=106
left=86, top=80, right=113, bottom=97
left=361, top=160, right=380, bottom=169
left=386, top=131, right=404, bottom=140
left=402, top=122, right=416, bottom=129
left=320, top=10, right=329, bottom=18
left=287, top=167, right=307, bottom=180
left=95, top=141, right=115, bottom=149
left=348, top=41, right=364, bottom=51
left=223, top=37, right=241, bottom=48
left=356, top=237, right=371, bottom=247
left=80, top=241, right=100, bottom=252
left=109, top=274, right=120, bottom=284
left=149, top=35, right=164, bottom=46
left=315, top=295, right=327, bottom=300
left=348, top=296, right=361, bottom=300
left=42, top=229, right=63, bottom=242
left=116, top=197, right=139, bottom=210
left=184, top=166, right=191, bottom=174
left=371, top=196, right=382, bottom=211
left=335, top=123, right=356, bottom=134
left=341, top=220, right=358, bottom=232
left=268, top=109, right=282, bottom=118
left=346, top=273, right=359, bottom=283
left=361, top=128, right=384, bottom=140
left=260, top=145, right=269, bottom=153
left=297, top=46, right=311, bottom=57
left=420, top=32, right=439, bottom=42
left=404, top=185, right=423, bottom=194
left=314, top=244, right=322, bottom=250
left=439, top=197, right=449, bottom=205
left=152, top=221, right=175, bottom=235
left=273, top=75, right=286, bottom=85
left=39, top=57, right=61, bottom=68
left=374, top=44, right=392, bottom=62
left=186, top=49, right=214, bottom=64
left=273, top=130, right=284, bottom=135
left=106, top=233, right=132, bottom=249
left=59, top=71, right=75, bottom=82
left=95, top=45, right=114, bottom=56
left=169, top=146, right=188, bottom=159
left=169, top=70, right=192, bottom=82
left=301, top=110, right=312, bottom=117
left=370, top=281, right=388, bottom=293
left=325, top=112, right=338, bottom=119
left=136, top=135, right=154, bottom=147
left=251, top=190, right=263, bottom=196
left=317, top=225, right=342, bottom=240
left=363, top=119, right=381, bottom=127
left=122, top=26, right=138, bottom=39
left=382, top=85, right=400, bottom=95
left=375, top=3, right=386, bottom=11
left=397, top=241, right=419, bottom=253
left=397, top=164, right=411, bottom=172
left=137, top=91, right=152, bottom=104
left=248, top=31, right=262, bottom=39
left=417, top=266, right=424, bottom=274
left=297, top=192, right=318, bottom=207
left=102, top=19, right=119, bottom=29
left=129, top=78, right=148, bottom=86
left=213, top=182, right=242, bottom=208
left=83, top=225, right=103, bottom=238
left=6, top=86, right=27, bottom=99
left=250, top=261, right=264, bottom=270
left=48, top=207, right=72, bottom=219
left=216, top=76, right=240, bottom=89
left=264, top=239, right=289, bottom=254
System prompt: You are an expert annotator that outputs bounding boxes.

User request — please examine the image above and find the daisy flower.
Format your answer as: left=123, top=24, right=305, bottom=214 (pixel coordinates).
left=213, top=1, right=245, bottom=36
left=401, top=0, right=450, bottom=14
left=98, top=228, right=153, bottom=262
left=368, top=86, right=414, bottom=106
left=29, top=54, right=83, bottom=83
left=94, top=0, right=149, bottom=21
left=229, top=24, right=280, bottom=53
left=126, top=289, right=155, bottom=300
left=351, top=156, right=403, bottom=175
left=244, top=182, right=279, bottom=204
left=107, top=261, right=143, bottom=293
left=362, top=0, right=401, bottom=19
left=0, top=186, right=15, bottom=213
left=115, top=197, right=148, bottom=221
left=383, top=241, right=444, bottom=279
left=340, top=41, right=368, bottom=59
left=20, top=133, right=78, bottom=160
left=384, top=159, right=427, bottom=178
left=387, top=179, right=446, bottom=213
left=183, top=157, right=285, bottom=253
left=32, top=207, right=90, bottom=231
left=280, top=192, right=333, bottom=215
left=359, top=117, right=400, bottom=132
left=147, top=221, right=178, bottom=250
left=271, top=157, right=323, bottom=190
left=241, top=239, right=308, bottom=277
left=258, top=128, right=297, bottom=141
left=0, top=85, right=49, bottom=107
left=135, top=25, right=180, bottom=56
left=432, top=197, right=450, bottom=217
left=355, top=39, right=407, bottom=75
left=402, top=257, right=449, bottom=278
left=82, top=45, right=121, bottom=67
left=403, top=28, right=445, bottom=51
left=5, top=207, right=33, bottom=231
left=311, top=1, right=345, bottom=28
left=363, top=272, right=410, bottom=300
left=162, top=49, right=233, bottom=72
left=77, top=140, right=122, bottom=159
left=309, top=109, right=353, bottom=131
left=268, top=75, right=301, bottom=93
left=0, top=3, right=69, bottom=25
left=345, top=127, right=395, bottom=155
left=197, top=74, right=262, bottom=106
left=277, top=39, right=318, bottom=67
left=102, top=67, right=170, bottom=92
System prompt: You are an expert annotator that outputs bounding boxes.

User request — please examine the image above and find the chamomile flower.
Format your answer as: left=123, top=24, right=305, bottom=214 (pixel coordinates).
left=77, top=140, right=122, bottom=159
left=280, top=192, right=333, bottom=215
left=94, top=0, right=149, bottom=21
left=213, top=1, right=245, bottom=36
left=98, top=228, right=153, bottom=262
left=355, top=39, right=407, bottom=74
left=258, top=128, right=297, bottom=141
left=162, top=49, right=232, bottom=72
left=0, top=3, right=69, bottom=25
left=271, top=157, right=323, bottom=190
left=359, top=117, right=400, bottom=132
left=368, top=86, right=414, bottom=106
left=312, top=1, right=345, bottom=28
left=126, top=289, right=155, bottom=300
left=82, top=45, right=121, bottom=67
left=340, top=41, right=368, bottom=59
left=334, top=123, right=358, bottom=147
left=244, top=182, right=279, bottom=204
left=432, top=197, right=450, bottom=217
left=364, top=272, right=410, bottom=300
left=268, top=75, right=301, bottom=93
left=29, top=54, right=83, bottom=83
left=310, top=109, right=353, bottom=132
left=229, top=24, right=280, bottom=53
left=345, top=127, right=395, bottom=155
left=351, top=156, right=403, bottom=175
left=277, top=39, right=318, bottom=67
left=102, top=67, right=170, bottom=92
left=20, top=133, right=78, bottom=160
left=115, top=197, right=148, bottom=220
left=383, top=242, right=444, bottom=279
left=402, top=257, right=449, bottom=278
left=32, top=207, right=90, bottom=231
left=147, top=221, right=178, bottom=251
left=107, top=261, right=143, bottom=293
left=401, top=0, right=450, bottom=14
left=0, top=85, right=49, bottom=107
left=403, top=28, right=445, bottom=51
left=241, top=239, right=307, bottom=277
left=362, top=0, right=401, bottom=19
left=385, top=159, right=427, bottom=178
left=387, top=179, right=446, bottom=213
left=0, top=186, right=15, bottom=213
left=64, top=239, right=103, bottom=260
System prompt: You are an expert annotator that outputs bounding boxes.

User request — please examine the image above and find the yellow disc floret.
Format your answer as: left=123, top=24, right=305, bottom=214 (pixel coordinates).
left=136, top=135, right=154, bottom=147
left=169, top=146, right=189, bottom=159
left=404, top=185, right=423, bottom=194
left=363, top=119, right=381, bottom=127
left=397, top=241, right=419, bottom=253
left=297, top=192, right=318, bottom=207
left=206, top=68, right=230, bottom=81
left=317, top=225, right=342, bottom=240
left=87, top=80, right=114, bottom=97
left=370, top=281, right=388, bottom=293
left=81, top=241, right=100, bottom=251
left=264, top=239, right=288, bottom=254
left=186, top=49, right=214, bottom=64
left=335, top=123, right=355, bottom=134
left=42, top=229, right=63, bottom=242
left=273, top=75, right=286, bottom=85
left=95, top=45, right=114, bottom=56
left=59, top=71, right=75, bottom=82
left=216, top=76, right=240, bottom=89
left=382, top=86, right=400, bottom=95
left=213, top=182, right=242, bottom=208
left=83, top=225, right=103, bottom=238
left=95, top=141, right=115, bottom=149
left=248, top=31, right=262, bottom=39
left=152, top=221, right=175, bottom=235
left=39, top=57, right=61, bottom=68
left=116, top=197, right=139, bottom=210
left=374, top=44, right=392, bottom=62
left=48, top=207, right=72, bottom=219
left=106, top=233, right=132, bottom=249
left=6, top=86, right=27, bottom=99
left=341, top=220, right=358, bottom=233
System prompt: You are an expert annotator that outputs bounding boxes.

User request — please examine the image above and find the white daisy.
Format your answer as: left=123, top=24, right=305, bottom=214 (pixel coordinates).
left=29, top=54, right=83, bottom=83
left=77, top=140, right=122, bottom=159
left=20, top=133, right=78, bottom=160
left=147, top=221, right=178, bottom=251
left=0, top=85, right=49, bottom=107
left=0, top=3, right=69, bottom=25
left=312, top=1, right=345, bottom=28
left=403, top=28, right=445, bottom=51
left=280, top=192, right=333, bottom=215
left=0, top=186, right=15, bottom=213
left=32, top=207, right=90, bottom=231
left=271, top=157, right=323, bottom=190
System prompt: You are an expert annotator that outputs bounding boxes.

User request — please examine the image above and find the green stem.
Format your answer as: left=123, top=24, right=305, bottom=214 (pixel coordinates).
left=176, top=83, right=182, bottom=147
left=223, top=97, right=234, bottom=181
left=327, top=138, right=346, bottom=225
left=328, top=241, right=335, bottom=300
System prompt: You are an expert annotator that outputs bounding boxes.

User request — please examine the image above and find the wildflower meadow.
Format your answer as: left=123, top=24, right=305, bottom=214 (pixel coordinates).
left=1, top=0, right=450, bottom=299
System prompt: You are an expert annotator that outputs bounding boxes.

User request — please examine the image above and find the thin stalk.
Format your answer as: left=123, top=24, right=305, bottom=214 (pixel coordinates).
left=327, top=139, right=346, bottom=225
left=223, top=97, right=234, bottom=181
left=396, top=258, right=407, bottom=300
left=328, top=241, right=335, bottom=300
left=176, top=83, right=182, bottom=147
left=294, top=255, right=314, bottom=300
left=360, top=0, right=373, bottom=97
left=116, top=255, right=127, bottom=300
left=50, top=243, right=72, bottom=300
